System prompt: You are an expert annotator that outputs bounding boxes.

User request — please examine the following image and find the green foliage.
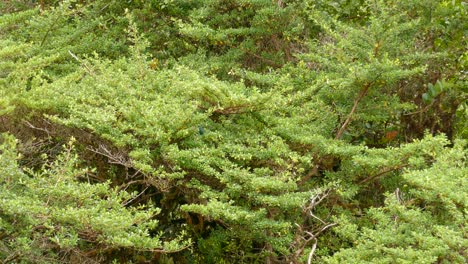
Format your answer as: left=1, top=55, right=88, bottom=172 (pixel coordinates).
left=0, top=0, right=466, bottom=263
left=13, top=44, right=322, bottom=261
left=327, top=140, right=467, bottom=263
left=0, top=134, right=189, bottom=262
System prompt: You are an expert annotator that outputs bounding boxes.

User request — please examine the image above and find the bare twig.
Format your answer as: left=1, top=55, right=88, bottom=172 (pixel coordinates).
left=305, top=189, right=331, bottom=211
left=99, top=3, right=110, bottom=13
left=305, top=222, right=337, bottom=264
left=314, top=222, right=337, bottom=237
left=291, top=190, right=336, bottom=263
left=24, top=121, right=51, bottom=137
left=309, top=212, right=327, bottom=225
left=119, top=179, right=147, bottom=192
left=87, top=145, right=142, bottom=180
left=122, top=186, right=149, bottom=206
left=292, top=222, right=337, bottom=263
left=87, top=144, right=132, bottom=168
left=68, top=50, right=95, bottom=76
left=306, top=235, right=317, bottom=264
left=395, top=187, right=402, bottom=204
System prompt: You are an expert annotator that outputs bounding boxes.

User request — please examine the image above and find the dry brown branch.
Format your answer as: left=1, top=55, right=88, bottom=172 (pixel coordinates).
left=87, top=144, right=132, bottom=168
left=23, top=121, right=51, bottom=137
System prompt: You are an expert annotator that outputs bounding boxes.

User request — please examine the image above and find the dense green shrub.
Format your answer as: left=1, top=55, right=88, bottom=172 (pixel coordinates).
left=0, top=0, right=466, bottom=263
left=327, top=139, right=467, bottom=263
left=0, top=134, right=189, bottom=263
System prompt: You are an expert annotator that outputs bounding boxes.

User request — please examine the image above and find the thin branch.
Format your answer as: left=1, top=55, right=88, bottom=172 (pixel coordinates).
left=68, top=50, right=95, bottom=76
left=40, top=15, right=60, bottom=47
left=305, top=223, right=337, bottom=264
left=309, top=211, right=327, bottom=225
left=69, top=249, right=101, bottom=264
left=335, top=82, right=371, bottom=139
left=2, top=252, right=20, bottom=264
left=305, top=189, right=331, bottom=211
left=146, top=243, right=192, bottom=254
left=87, top=145, right=132, bottom=168
left=290, top=189, right=336, bottom=263
left=240, top=48, right=283, bottom=68
left=212, top=104, right=255, bottom=115
left=359, top=164, right=408, bottom=184
left=307, top=236, right=317, bottom=264
left=402, top=102, right=434, bottom=116
left=23, top=121, right=51, bottom=137
left=122, top=186, right=149, bottom=206
left=395, top=187, right=402, bottom=204
left=99, top=3, right=110, bottom=13
left=119, top=179, right=147, bottom=192
left=335, top=70, right=383, bottom=140
left=314, top=222, right=337, bottom=237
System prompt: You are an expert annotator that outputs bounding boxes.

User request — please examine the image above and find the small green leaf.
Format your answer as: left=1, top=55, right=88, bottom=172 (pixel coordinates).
left=422, top=93, right=430, bottom=103
left=428, top=83, right=437, bottom=97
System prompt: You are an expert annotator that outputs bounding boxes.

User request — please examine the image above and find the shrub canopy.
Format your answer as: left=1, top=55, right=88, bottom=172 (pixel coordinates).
left=0, top=0, right=466, bottom=263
